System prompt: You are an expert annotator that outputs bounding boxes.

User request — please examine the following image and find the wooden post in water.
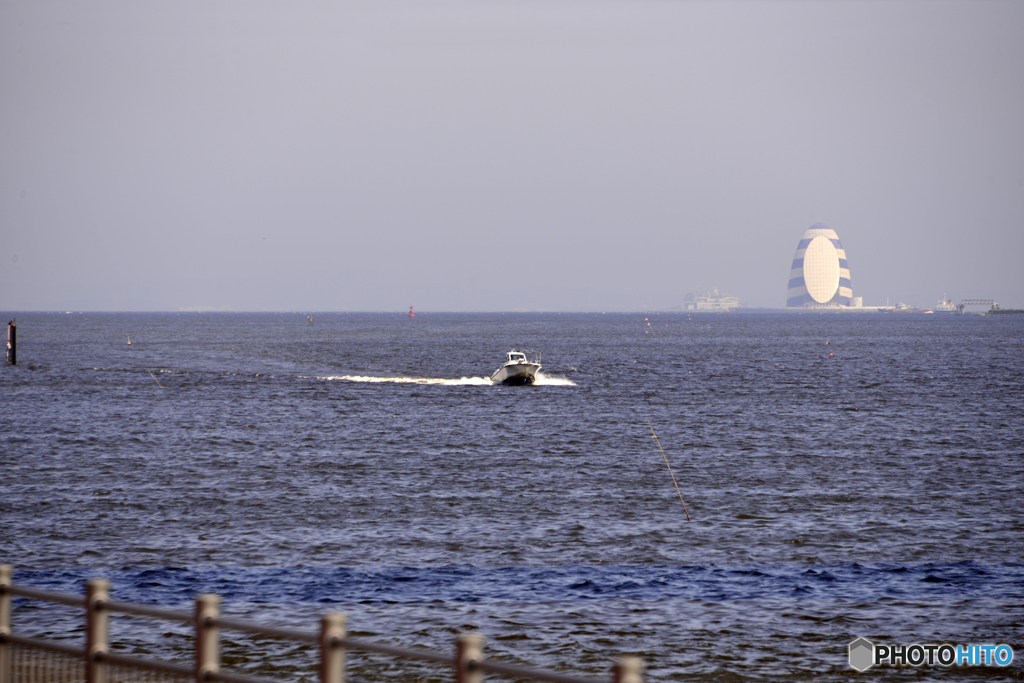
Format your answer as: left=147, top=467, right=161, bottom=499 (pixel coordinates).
left=86, top=578, right=110, bottom=683
left=5, top=321, right=14, bottom=366
left=0, top=565, right=12, bottom=683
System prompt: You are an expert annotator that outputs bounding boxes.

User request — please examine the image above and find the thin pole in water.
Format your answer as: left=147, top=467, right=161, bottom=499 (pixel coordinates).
left=648, top=421, right=690, bottom=520
left=6, top=320, right=14, bottom=365
left=147, top=370, right=163, bottom=388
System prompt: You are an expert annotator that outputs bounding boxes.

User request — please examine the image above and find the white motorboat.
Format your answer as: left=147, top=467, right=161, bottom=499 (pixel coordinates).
left=489, top=349, right=542, bottom=385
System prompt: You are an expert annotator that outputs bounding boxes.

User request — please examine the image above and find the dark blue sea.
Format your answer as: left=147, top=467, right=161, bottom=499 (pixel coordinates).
left=2, top=312, right=1022, bottom=681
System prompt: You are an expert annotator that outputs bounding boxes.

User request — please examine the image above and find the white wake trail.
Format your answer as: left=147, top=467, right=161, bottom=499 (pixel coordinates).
left=318, top=372, right=575, bottom=386
left=322, top=375, right=494, bottom=385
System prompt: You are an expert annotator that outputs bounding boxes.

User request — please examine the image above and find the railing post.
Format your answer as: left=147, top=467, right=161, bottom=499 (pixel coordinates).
left=319, top=612, right=346, bottom=683
left=85, top=578, right=111, bottom=683
left=0, top=565, right=12, bottom=683
left=455, top=633, right=484, bottom=683
left=613, top=657, right=642, bottom=683
left=194, top=594, right=220, bottom=683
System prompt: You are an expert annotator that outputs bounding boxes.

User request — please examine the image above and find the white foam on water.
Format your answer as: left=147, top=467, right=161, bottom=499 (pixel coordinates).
left=532, top=372, right=576, bottom=386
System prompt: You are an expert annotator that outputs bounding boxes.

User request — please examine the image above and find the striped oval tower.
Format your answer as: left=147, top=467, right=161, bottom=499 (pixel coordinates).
left=786, top=224, right=852, bottom=307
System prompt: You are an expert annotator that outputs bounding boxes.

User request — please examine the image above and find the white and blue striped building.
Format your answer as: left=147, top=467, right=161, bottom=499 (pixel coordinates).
left=786, top=224, right=853, bottom=307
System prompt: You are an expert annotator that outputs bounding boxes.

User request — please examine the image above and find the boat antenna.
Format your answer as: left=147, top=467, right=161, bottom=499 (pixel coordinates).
left=648, top=421, right=690, bottom=520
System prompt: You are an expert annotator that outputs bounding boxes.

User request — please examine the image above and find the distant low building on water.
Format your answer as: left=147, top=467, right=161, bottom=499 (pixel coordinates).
left=681, top=287, right=741, bottom=312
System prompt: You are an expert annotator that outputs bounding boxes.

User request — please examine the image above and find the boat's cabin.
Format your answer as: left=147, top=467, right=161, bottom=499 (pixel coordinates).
left=506, top=351, right=527, bottom=364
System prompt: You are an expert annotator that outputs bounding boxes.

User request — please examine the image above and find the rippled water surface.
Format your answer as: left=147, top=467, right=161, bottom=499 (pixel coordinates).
left=2, top=312, right=1022, bottom=681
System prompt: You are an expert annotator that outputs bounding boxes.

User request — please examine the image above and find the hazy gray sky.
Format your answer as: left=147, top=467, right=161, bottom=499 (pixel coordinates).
left=2, top=0, right=1022, bottom=311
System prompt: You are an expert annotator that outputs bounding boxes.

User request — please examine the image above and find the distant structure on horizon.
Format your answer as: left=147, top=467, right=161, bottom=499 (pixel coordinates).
left=786, top=224, right=859, bottom=308
left=681, top=287, right=740, bottom=311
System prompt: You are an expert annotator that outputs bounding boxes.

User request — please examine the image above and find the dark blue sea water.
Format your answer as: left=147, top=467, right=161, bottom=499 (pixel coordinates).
left=2, top=312, right=1022, bottom=681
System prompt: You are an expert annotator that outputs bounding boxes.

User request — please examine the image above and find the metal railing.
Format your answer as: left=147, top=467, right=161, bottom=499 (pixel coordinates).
left=511, top=350, right=541, bottom=365
left=0, top=566, right=642, bottom=683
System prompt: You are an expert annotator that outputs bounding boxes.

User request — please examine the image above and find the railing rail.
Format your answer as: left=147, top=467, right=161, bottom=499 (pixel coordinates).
left=0, top=565, right=641, bottom=683
left=104, top=599, right=192, bottom=624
